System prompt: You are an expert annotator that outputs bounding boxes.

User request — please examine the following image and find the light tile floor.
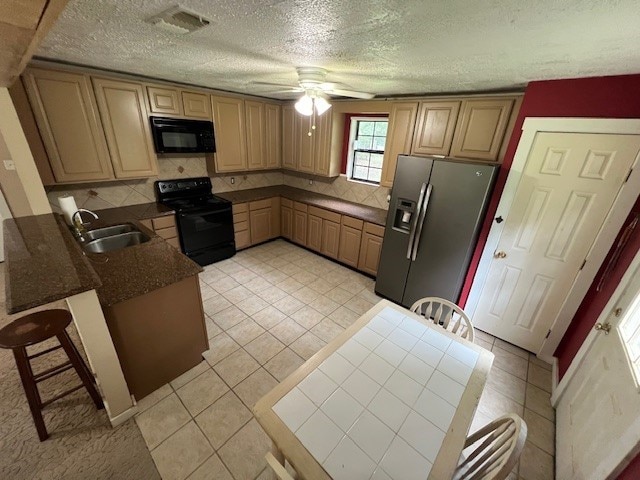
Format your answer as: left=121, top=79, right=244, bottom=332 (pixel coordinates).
left=134, top=239, right=555, bottom=480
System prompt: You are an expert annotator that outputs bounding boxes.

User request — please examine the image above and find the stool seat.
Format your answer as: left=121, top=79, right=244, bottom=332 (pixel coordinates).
left=0, top=309, right=72, bottom=349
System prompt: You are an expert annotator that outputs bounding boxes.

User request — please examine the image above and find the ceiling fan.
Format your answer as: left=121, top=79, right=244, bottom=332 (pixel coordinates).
left=251, top=67, right=375, bottom=116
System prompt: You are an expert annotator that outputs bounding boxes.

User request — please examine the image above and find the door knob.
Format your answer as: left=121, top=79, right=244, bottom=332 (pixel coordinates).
left=594, top=322, right=611, bottom=334
left=494, top=250, right=507, bottom=259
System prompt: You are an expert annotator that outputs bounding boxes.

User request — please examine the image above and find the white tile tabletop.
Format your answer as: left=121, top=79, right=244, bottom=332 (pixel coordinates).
left=254, top=299, right=494, bottom=480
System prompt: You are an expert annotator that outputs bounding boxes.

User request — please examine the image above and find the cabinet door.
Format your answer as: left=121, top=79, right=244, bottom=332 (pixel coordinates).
left=411, top=101, right=460, bottom=156
left=23, top=68, right=114, bottom=183
left=314, top=111, right=333, bottom=176
left=450, top=98, right=514, bottom=161
left=282, top=105, right=296, bottom=170
left=270, top=197, right=281, bottom=238
left=211, top=95, right=247, bottom=172
left=293, top=210, right=307, bottom=245
left=93, top=78, right=158, bottom=179
left=182, top=91, right=211, bottom=119
left=296, top=115, right=315, bottom=173
left=307, top=214, right=323, bottom=252
left=339, top=225, right=362, bottom=268
left=321, top=220, right=340, bottom=259
left=380, top=102, right=418, bottom=188
left=147, top=86, right=182, bottom=115
left=235, top=230, right=251, bottom=250
left=358, top=232, right=383, bottom=276
left=281, top=206, right=293, bottom=239
left=245, top=100, right=266, bottom=170
left=265, top=104, right=282, bottom=169
left=250, top=207, right=272, bottom=245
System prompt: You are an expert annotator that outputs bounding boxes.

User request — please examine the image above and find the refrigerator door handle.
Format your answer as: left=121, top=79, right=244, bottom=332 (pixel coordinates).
left=411, top=183, right=433, bottom=261
left=406, top=182, right=428, bottom=260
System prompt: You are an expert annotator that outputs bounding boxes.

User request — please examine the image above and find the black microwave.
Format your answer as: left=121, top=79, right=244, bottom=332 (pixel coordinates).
left=150, top=116, right=216, bottom=154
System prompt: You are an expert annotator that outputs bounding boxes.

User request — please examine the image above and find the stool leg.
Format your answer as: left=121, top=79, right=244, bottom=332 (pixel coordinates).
left=57, top=331, right=104, bottom=410
left=13, top=347, right=48, bottom=441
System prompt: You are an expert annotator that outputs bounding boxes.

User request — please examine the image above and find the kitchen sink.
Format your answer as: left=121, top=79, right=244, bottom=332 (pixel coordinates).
left=83, top=223, right=137, bottom=241
left=82, top=231, right=150, bottom=253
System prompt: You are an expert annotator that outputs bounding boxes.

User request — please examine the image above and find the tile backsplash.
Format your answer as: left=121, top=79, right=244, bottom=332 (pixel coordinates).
left=46, top=156, right=389, bottom=213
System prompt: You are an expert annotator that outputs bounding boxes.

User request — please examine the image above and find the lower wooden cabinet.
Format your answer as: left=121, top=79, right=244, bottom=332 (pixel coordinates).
left=339, top=215, right=364, bottom=268
left=234, top=198, right=281, bottom=249
left=321, top=220, right=340, bottom=259
left=307, top=214, right=323, bottom=252
left=293, top=202, right=308, bottom=246
left=358, top=223, right=385, bottom=276
left=139, top=214, right=180, bottom=249
left=233, top=203, right=251, bottom=249
left=281, top=199, right=293, bottom=240
left=250, top=207, right=272, bottom=244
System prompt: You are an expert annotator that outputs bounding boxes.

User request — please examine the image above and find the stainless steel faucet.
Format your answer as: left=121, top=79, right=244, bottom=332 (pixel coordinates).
left=71, top=209, right=99, bottom=238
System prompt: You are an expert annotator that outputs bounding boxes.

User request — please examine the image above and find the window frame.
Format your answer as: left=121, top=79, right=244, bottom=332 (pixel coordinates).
left=346, top=116, right=388, bottom=186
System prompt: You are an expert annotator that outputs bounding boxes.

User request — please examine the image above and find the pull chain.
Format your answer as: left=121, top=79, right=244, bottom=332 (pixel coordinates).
left=308, top=99, right=317, bottom=136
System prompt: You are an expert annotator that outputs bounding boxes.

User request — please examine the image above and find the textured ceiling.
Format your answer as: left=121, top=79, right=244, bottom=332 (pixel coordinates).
left=36, top=0, right=640, bottom=99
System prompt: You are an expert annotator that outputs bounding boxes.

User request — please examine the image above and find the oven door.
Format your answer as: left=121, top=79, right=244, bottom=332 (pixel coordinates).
left=177, top=207, right=234, bottom=255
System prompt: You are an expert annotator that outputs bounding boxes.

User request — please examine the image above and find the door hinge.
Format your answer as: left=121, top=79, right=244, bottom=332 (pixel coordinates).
left=545, top=329, right=552, bottom=339
left=625, top=168, right=633, bottom=183
left=579, top=259, right=587, bottom=270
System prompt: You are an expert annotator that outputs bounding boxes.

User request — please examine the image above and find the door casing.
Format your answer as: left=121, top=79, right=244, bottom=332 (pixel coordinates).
left=465, top=117, right=640, bottom=363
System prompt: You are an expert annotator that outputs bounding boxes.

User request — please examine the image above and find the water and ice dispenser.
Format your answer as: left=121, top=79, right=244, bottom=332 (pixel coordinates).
left=392, top=198, right=416, bottom=233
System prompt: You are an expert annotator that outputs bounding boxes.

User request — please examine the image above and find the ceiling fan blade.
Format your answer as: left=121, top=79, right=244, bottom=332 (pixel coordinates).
left=329, top=89, right=375, bottom=100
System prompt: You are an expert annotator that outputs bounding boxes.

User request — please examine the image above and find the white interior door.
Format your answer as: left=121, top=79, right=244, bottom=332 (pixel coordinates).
left=556, top=254, right=640, bottom=479
left=472, top=132, right=640, bottom=352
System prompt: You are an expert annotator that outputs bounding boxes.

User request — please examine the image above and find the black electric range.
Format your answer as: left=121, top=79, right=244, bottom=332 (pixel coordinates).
left=155, top=177, right=235, bottom=266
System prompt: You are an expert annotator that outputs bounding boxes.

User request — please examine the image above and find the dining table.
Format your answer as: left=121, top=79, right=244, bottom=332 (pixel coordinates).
left=253, top=299, right=495, bottom=480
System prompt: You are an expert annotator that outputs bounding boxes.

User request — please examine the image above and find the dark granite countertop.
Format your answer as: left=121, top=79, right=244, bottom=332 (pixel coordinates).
left=217, top=186, right=389, bottom=226
left=4, top=207, right=201, bottom=314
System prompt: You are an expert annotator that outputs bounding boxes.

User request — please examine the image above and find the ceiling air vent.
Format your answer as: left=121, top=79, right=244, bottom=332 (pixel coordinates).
left=148, top=5, right=211, bottom=34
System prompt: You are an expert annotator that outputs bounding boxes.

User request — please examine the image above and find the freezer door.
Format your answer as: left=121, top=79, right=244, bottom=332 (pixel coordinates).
left=375, top=155, right=434, bottom=303
left=401, top=160, right=498, bottom=307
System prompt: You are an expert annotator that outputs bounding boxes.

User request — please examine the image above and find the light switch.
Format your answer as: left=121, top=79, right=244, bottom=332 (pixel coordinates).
left=3, top=160, right=15, bottom=170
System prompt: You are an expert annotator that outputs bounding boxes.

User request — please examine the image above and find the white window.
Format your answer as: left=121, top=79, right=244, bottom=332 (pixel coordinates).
left=346, top=117, right=388, bottom=185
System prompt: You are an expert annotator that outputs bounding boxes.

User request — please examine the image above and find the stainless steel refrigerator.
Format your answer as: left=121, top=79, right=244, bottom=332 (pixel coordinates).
left=375, top=155, right=498, bottom=308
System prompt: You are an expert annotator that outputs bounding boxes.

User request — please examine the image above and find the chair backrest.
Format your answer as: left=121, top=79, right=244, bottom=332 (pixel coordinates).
left=453, top=414, right=527, bottom=480
left=265, top=452, right=295, bottom=480
left=410, top=297, right=475, bottom=342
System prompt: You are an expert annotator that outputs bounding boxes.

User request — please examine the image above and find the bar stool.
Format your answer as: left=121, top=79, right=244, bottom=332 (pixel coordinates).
left=0, top=309, right=104, bottom=441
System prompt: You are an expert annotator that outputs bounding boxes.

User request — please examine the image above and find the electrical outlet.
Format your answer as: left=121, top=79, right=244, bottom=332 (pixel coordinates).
left=3, top=160, right=15, bottom=170
left=309, top=179, right=313, bottom=185
left=230, top=177, right=235, bottom=184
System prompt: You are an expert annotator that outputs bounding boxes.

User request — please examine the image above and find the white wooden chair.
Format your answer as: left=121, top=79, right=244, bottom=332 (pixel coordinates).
left=265, top=452, right=296, bottom=480
left=410, top=297, right=475, bottom=342
left=453, top=414, right=527, bottom=480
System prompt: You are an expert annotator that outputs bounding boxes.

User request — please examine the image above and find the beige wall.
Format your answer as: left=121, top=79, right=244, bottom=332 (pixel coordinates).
left=0, top=126, right=33, bottom=217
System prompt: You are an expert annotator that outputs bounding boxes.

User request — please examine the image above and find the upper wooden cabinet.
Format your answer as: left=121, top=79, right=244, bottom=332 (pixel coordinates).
left=314, top=111, right=333, bottom=176
left=265, top=104, right=282, bottom=169
left=245, top=100, right=266, bottom=170
left=92, top=78, right=158, bottom=179
left=291, top=111, right=333, bottom=176
left=411, top=101, right=460, bottom=156
left=380, top=102, right=419, bottom=188
left=211, top=95, right=248, bottom=172
left=296, top=115, right=315, bottom=174
left=147, top=86, right=182, bottom=115
left=282, top=106, right=296, bottom=170
left=182, top=91, right=211, bottom=119
left=450, top=98, right=514, bottom=161
left=22, top=68, right=114, bottom=183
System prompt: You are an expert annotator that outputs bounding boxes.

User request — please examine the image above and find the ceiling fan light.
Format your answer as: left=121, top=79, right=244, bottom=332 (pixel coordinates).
left=314, top=96, right=331, bottom=115
left=295, top=94, right=313, bottom=116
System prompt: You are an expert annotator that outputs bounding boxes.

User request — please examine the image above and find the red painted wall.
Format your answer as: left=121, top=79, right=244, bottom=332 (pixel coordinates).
left=618, top=451, right=640, bottom=479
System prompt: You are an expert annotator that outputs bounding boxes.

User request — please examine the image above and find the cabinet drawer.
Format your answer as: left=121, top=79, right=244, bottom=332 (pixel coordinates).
left=235, top=230, right=251, bottom=249
left=234, top=220, right=249, bottom=232
left=294, top=201, right=308, bottom=212
left=309, top=205, right=341, bottom=224
left=152, top=215, right=176, bottom=230
left=233, top=211, right=249, bottom=224
left=155, top=226, right=178, bottom=239
left=342, top=215, right=364, bottom=230
left=139, top=219, right=153, bottom=231
left=165, top=237, right=181, bottom=250
left=147, top=86, right=182, bottom=115
left=250, top=198, right=272, bottom=211
left=233, top=203, right=248, bottom=214
left=281, top=197, right=293, bottom=208
left=364, top=222, right=385, bottom=237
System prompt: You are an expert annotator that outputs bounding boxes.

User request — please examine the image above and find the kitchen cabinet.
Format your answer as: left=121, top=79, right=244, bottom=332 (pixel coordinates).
left=450, top=98, right=514, bottom=161
left=358, top=222, right=385, bottom=276
left=139, top=214, right=180, bottom=250
left=22, top=67, right=114, bottom=183
left=265, top=104, right=282, bottom=169
left=380, top=101, right=419, bottom=188
left=211, top=95, right=248, bottom=172
left=321, top=217, right=341, bottom=259
left=281, top=198, right=293, bottom=239
left=307, top=212, right=323, bottom=252
left=232, top=203, right=251, bottom=250
left=147, top=86, right=182, bottom=115
left=92, top=77, right=158, bottom=179
left=339, top=216, right=364, bottom=268
left=411, top=101, right=460, bottom=156
left=296, top=115, right=315, bottom=173
left=246, top=100, right=267, bottom=170
left=314, top=111, right=334, bottom=176
left=293, top=202, right=308, bottom=246
left=182, top=91, right=211, bottom=119
left=282, top=106, right=296, bottom=170
left=250, top=198, right=279, bottom=245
